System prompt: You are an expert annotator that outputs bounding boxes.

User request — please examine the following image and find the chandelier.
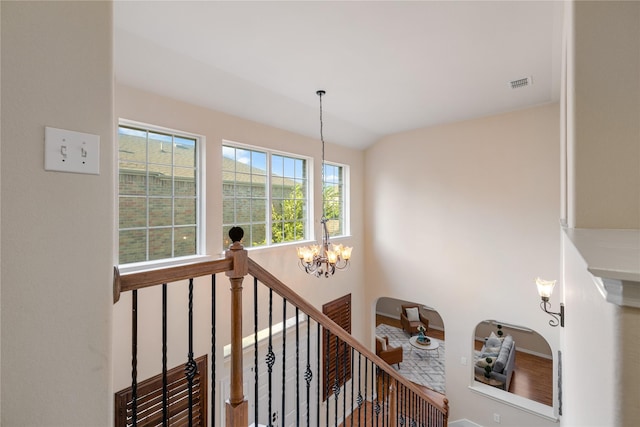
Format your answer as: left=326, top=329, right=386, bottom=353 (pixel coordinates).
left=296, top=90, right=353, bottom=277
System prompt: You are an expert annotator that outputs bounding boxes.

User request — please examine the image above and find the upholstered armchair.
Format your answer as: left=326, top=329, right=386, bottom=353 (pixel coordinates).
left=400, top=304, right=429, bottom=336
left=375, top=336, right=403, bottom=367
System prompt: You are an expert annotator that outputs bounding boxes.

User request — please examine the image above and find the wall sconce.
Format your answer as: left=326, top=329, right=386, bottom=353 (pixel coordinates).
left=536, top=277, right=565, bottom=327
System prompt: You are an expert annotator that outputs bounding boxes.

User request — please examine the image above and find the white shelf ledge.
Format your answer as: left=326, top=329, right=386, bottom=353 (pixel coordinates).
left=565, top=228, right=640, bottom=307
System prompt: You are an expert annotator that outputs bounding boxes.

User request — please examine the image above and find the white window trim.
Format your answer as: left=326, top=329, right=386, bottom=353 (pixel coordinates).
left=323, top=160, right=351, bottom=238
left=117, top=118, right=206, bottom=270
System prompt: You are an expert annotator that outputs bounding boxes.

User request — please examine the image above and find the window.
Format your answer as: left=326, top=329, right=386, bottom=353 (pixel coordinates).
left=118, top=123, right=201, bottom=265
left=322, top=162, right=346, bottom=237
left=222, top=144, right=308, bottom=248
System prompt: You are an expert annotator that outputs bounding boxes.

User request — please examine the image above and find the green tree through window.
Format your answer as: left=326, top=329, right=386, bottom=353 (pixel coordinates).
left=271, top=184, right=305, bottom=244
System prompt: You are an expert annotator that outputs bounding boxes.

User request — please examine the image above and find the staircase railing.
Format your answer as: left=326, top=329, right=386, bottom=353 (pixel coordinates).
left=113, top=235, right=448, bottom=426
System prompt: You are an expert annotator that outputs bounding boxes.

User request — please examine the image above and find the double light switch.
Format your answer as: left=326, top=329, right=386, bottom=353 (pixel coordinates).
left=44, top=126, right=100, bottom=175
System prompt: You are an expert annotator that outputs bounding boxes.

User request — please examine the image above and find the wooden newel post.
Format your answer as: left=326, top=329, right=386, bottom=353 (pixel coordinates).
left=225, top=227, right=249, bottom=427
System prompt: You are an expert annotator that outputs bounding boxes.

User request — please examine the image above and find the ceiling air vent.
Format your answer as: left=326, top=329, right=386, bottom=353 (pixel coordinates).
left=510, top=76, right=532, bottom=89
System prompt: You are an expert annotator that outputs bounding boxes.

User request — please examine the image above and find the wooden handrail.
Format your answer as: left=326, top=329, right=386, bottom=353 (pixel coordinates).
left=113, top=253, right=449, bottom=421
left=113, top=258, right=233, bottom=303
left=247, top=258, right=449, bottom=417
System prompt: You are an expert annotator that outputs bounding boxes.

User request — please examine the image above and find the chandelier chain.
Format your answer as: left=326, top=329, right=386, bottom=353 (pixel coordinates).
left=318, top=90, right=325, bottom=220
left=295, top=89, right=352, bottom=278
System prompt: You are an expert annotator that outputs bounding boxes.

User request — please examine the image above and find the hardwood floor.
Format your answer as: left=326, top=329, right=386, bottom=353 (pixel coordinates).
left=376, top=315, right=552, bottom=406
left=510, top=349, right=553, bottom=406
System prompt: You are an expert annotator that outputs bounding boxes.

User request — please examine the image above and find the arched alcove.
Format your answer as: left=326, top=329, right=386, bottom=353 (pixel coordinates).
left=374, top=297, right=445, bottom=394
left=472, top=320, right=553, bottom=407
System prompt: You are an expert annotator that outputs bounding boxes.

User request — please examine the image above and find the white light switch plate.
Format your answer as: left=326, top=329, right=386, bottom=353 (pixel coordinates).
left=45, top=126, right=100, bottom=175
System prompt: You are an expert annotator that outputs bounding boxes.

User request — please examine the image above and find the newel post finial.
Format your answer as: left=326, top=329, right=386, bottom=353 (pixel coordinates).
left=226, top=227, right=248, bottom=279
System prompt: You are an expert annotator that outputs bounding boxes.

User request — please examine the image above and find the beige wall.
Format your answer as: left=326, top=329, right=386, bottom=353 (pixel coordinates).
left=568, top=0, right=640, bottom=229
left=561, top=234, right=618, bottom=426
left=562, top=2, right=640, bottom=426
left=113, top=85, right=366, bottom=404
left=365, top=103, right=561, bottom=426
left=1, top=2, right=114, bottom=424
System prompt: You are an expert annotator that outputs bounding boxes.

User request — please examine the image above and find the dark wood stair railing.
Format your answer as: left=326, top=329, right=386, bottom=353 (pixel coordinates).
left=113, top=231, right=449, bottom=427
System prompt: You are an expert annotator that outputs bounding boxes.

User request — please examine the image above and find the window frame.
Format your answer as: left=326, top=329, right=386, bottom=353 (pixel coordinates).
left=117, top=119, right=207, bottom=272
left=322, top=160, right=350, bottom=239
left=222, top=140, right=314, bottom=249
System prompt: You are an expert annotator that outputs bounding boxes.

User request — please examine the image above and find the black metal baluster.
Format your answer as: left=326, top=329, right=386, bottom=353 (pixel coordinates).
left=396, top=384, right=401, bottom=427
left=425, top=401, right=428, bottom=427
left=412, top=390, right=415, bottom=426
left=295, top=307, right=300, bottom=427
left=397, top=384, right=402, bottom=427
left=382, top=371, right=387, bottom=427
left=402, top=385, right=406, bottom=427
left=397, top=384, right=401, bottom=427
left=185, top=278, right=196, bottom=427
left=316, top=322, right=321, bottom=427
left=282, top=298, right=287, bottom=427
left=407, top=391, right=411, bottom=427
left=364, top=358, right=368, bottom=426
left=411, top=389, right=414, bottom=427
left=305, top=315, right=312, bottom=427
left=408, top=391, right=411, bottom=427
left=333, top=335, right=340, bottom=426
left=378, top=370, right=387, bottom=427
left=388, top=373, right=392, bottom=427
left=356, top=353, right=362, bottom=418
left=350, top=347, right=354, bottom=427
left=403, top=385, right=407, bottom=427
left=131, top=289, right=138, bottom=427
left=266, top=289, right=275, bottom=427
left=254, top=277, right=259, bottom=426
left=162, top=284, right=168, bottom=427
left=325, top=328, right=330, bottom=427
left=410, top=392, right=414, bottom=427
left=211, top=274, right=216, bottom=427
left=342, top=340, right=347, bottom=426
left=372, top=360, right=378, bottom=427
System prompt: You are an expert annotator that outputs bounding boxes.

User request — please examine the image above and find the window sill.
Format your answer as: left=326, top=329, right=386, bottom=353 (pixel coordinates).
left=220, top=235, right=354, bottom=257
left=469, top=382, right=557, bottom=422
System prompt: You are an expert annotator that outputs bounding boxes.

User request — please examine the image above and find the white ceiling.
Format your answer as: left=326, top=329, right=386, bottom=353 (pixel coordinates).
left=114, top=1, right=564, bottom=150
